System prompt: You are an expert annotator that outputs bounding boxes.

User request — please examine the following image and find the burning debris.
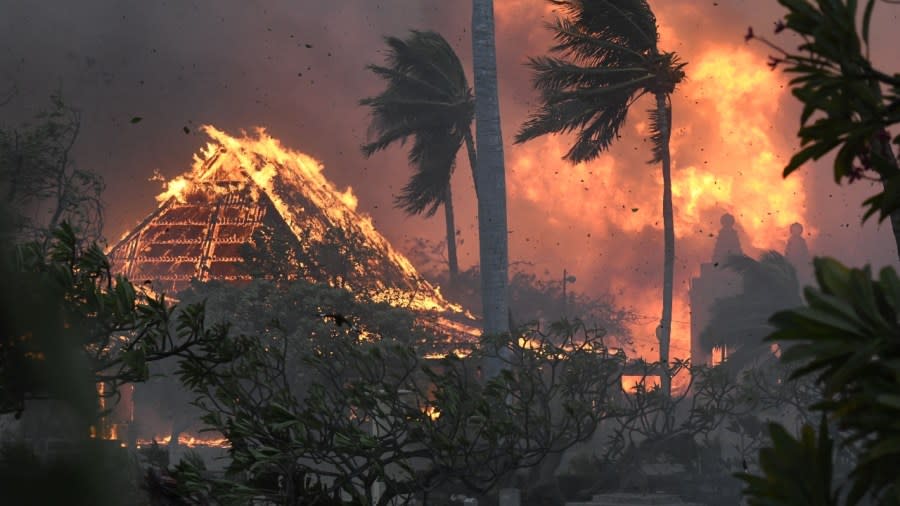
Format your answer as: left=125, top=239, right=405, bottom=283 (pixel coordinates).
left=136, top=434, right=229, bottom=449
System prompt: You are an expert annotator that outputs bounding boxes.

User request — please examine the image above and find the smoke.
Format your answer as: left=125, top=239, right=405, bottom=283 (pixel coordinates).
left=2, top=0, right=899, bottom=357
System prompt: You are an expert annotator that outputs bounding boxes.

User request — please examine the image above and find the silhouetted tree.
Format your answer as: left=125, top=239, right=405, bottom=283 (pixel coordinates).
left=0, top=94, right=104, bottom=244
left=700, top=252, right=802, bottom=374
left=1, top=223, right=215, bottom=419
left=361, top=30, right=476, bottom=283
left=171, top=316, right=622, bottom=505
left=516, top=0, right=686, bottom=397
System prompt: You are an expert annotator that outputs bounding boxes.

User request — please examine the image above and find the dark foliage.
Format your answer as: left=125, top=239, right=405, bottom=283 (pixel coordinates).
left=753, top=0, right=900, bottom=222
left=739, top=258, right=900, bottom=505
left=700, top=252, right=803, bottom=374
left=0, top=222, right=214, bottom=419
left=0, top=94, right=104, bottom=243
left=169, top=313, right=624, bottom=505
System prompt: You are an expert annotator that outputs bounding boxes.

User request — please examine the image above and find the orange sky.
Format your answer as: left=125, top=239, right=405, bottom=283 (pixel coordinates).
left=487, top=1, right=811, bottom=358
left=3, top=0, right=900, bottom=359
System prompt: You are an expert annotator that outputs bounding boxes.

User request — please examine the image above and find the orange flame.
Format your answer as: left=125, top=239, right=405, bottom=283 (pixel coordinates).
left=672, top=48, right=812, bottom=243
left=155, top=175, right=192, bottom=204
left=506, top=43, right=811, bottom=365
left=621, top=375, right=661, bottom=393
left=152, top=125, right=465, bottom=316
left=136, top=434, right=230, bottom=449
left=424, top=405, right=441, bottom=420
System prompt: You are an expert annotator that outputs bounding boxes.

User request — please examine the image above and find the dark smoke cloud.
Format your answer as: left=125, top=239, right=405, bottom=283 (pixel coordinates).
left=3, top=0, right=899, bottom=354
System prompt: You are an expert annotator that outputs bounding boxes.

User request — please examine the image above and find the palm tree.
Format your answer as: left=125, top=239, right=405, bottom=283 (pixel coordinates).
left=699, top=252, right=802, bottom=375
left=515, top=0, right=685, bottom=396
left=360, top=30, right=478, bottom=283
left=472, top=0, right=511, bottom=348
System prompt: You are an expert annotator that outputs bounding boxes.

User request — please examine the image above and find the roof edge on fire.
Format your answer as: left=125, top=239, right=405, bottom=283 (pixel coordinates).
left=108, top=125, right=475, bottom=322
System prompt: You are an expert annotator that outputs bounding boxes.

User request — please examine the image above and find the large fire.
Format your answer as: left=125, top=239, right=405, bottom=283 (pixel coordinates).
left=116, top=2, right=810, bottom=377
left=505, top=43, right=811, bottom=363
left=148, top=125, right=465, bottom=315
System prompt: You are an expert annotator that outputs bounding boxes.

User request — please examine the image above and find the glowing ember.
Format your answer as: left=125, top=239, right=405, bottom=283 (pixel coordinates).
left=424, top=405, right=441, bottom=421
left=136, top=434, right=230, bottom=449
left=423, top=349, right=472, bottom=360
left=621, top=375, right=661, bottom=393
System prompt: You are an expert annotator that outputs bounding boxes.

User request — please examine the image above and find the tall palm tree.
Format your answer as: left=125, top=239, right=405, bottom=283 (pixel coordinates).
left=360, top=30, right=478, bottom=283
left=515, top=0, right=685, bottom=396
left=700, top=252, right=802, bottom=375
left=472, top=0, right=511, bottom=350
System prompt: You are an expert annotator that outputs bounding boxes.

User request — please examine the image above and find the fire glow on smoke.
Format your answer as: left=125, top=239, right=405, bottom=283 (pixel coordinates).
left=506, top=45, right=810, bottom=361
left=149, top=45, right=810, bottom=366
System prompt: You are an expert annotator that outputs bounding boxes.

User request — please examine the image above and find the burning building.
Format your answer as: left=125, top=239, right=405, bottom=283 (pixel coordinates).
left=109, top=126, right=464, bottom=312
left=104, top=125, right=483, bottom=448
left=107, top=125, right=479, bottom=341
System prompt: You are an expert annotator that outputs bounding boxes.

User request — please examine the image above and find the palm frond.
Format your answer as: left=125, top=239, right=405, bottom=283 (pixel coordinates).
left=382, top=31, right=469, bottom=97
left=725, top=251, right=800, bottom=289
left=516, top=86, right=633, bottom=162
left=722, top=253, right=759, bottom=274
left=362, top=64, right=460, bottom=103
left=516, top=75, right=640, bottom=162
left=647, top=98, right=670, bottom=164
left=361, top=113, right=459, bottom=157
left=517, top=0, right=687, bottom=162
left=567, top=93, right=632, bottom=161
left=547, top=18, right=646, bottom=65
left=553, top=75, right=655, bottom=99
left=700, top=251, right=803, bottom=359
left=395, top=128, right=464, bottom=216
left=527, top=56, right=652, bottom=92
left=549, top=0, right=658, bottom=54
left=360, top=30, right=473, bottom=217
left=362, top=93, right=470, bottom=130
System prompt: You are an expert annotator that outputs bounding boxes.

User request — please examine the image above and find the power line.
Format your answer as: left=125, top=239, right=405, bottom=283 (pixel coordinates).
left=630, top=313, right=691, bottom=325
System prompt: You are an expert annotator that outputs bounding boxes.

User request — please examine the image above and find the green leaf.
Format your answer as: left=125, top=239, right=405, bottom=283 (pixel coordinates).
left=783, top=139, right=841, bottom=177
left=878, top=267, right=900, bottom=314
left=862, top=0, right=876, bottom=47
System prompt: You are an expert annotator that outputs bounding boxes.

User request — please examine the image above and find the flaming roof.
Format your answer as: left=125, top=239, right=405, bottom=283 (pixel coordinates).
left=109, top=126, right=477, bottom=342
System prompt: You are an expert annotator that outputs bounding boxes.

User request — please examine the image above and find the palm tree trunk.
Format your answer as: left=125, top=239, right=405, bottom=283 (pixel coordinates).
left=443, top=184, right=459, bottom=282
left=656, top=92, right=674, bottom=399
left=472, top=0, right=510, bottom=367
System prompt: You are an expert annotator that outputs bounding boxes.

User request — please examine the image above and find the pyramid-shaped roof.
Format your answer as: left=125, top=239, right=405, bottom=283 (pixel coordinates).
left=109, top=126, right=472, bottom=329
